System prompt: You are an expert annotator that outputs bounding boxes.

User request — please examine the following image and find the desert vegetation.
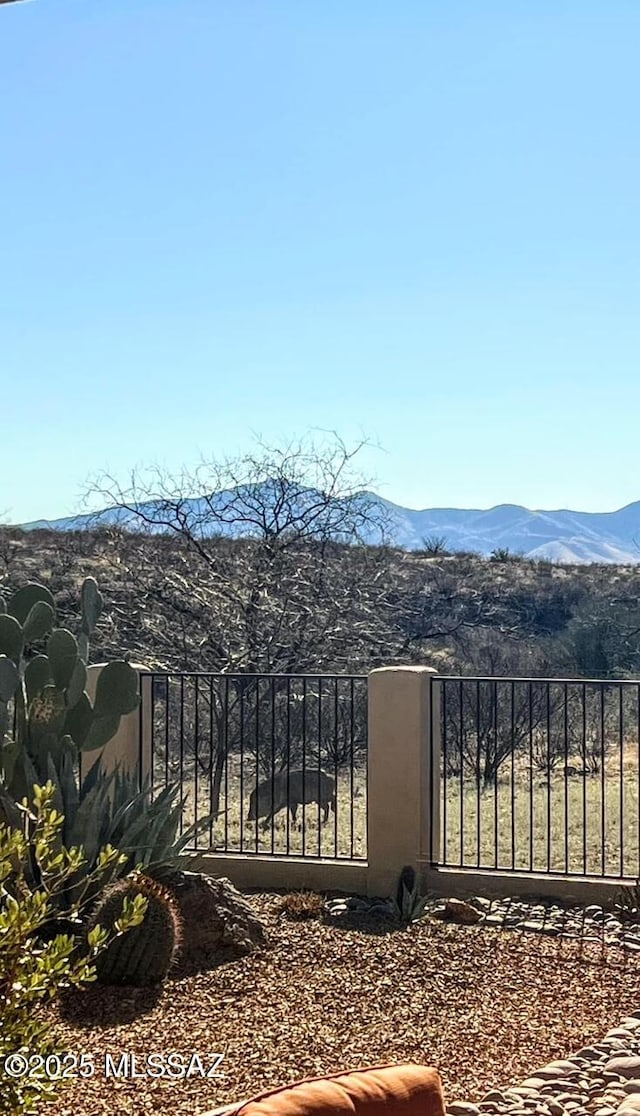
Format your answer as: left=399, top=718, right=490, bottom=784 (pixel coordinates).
left=3, top=437, right=640, bottom=877
left=3, top=446, right=640, bottom=1115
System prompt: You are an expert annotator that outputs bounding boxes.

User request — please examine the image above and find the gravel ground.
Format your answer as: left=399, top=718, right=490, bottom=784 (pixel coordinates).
left=46, top=893, right=640, bottom=1116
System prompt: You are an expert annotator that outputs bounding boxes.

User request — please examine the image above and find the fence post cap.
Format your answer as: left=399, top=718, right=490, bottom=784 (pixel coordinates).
left=368, top=665, right=439, bottom=677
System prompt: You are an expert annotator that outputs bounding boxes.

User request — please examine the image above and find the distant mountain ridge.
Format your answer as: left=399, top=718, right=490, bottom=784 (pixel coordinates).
left=16, top=491, right=640, bottom=565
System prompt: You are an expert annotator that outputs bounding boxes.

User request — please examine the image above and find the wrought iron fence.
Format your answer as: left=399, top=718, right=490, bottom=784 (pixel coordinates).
left=146, top=672, right=368, bottom=859
left=432, top=676, right=640, bottom=879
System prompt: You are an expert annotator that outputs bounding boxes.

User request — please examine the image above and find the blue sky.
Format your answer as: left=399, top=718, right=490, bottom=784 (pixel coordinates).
left=1, top=0, right=639, bottom=522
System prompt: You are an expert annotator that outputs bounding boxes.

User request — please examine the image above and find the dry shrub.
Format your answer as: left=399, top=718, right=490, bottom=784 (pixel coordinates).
left=276, top=890, right=326, bottom=921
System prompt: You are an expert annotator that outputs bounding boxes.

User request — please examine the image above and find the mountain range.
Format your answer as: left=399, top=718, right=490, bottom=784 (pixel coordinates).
left=16, top=491, right=640, bottom=565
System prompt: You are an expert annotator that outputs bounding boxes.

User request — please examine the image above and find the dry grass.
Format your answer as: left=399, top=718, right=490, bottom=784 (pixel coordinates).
left=276, top=890, right=326, bottom=920
left=173, top=766, right=368, bottom=859
left=47, top=893, right=640, bottom=1116
left=443, top=746, right=640, bottom=876
left=173, top=749, right=640, bottom=876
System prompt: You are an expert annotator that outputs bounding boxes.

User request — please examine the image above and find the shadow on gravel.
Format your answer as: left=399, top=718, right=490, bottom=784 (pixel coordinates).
left=321, top=910, right=404, bottom=937
left=170, top=945, right=254, bottom=978
left=57, top=983, right=163, bottom=1027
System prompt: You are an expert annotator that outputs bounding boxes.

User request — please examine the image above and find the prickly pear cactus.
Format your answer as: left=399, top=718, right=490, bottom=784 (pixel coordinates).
left=87, top=874, right=183, bottom=986
left=0, top=578, right=139, bottom=806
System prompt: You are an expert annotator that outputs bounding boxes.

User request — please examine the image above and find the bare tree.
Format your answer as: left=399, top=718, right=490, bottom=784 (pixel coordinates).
left=86, top=433, right=394, bottom=813
left=441, top=632, right=561, bottom=786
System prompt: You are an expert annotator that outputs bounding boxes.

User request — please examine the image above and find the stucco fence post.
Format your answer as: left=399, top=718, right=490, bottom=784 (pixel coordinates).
left=366, top=666, right=441, bottom=898
left=80, top=664, right=152, bottom=785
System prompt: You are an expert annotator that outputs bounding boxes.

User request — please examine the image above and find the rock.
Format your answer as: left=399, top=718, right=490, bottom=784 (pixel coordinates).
left=521, top=1078, right=551, bottom=1089
left=154, top=870, right=268, bottom=973
left=507, top=1087, right=546, bottom=1099
left=442, top=897, right=482, bottom=924
left=605, top=1059, right=640, bottom=1080
left=484, top=913, right=506, bottom=925
left=447, top=1104, right=482, bottom=1116
left=540, top=1082, right=584, bottom=1097
left=615, top=1101, right=640, bottom=1116
left=471, top=896, right=492, bottom=910
left=544, top=1101, right=565, bottom=1116
left=444, top=898, right=484, bottom=924
left=536, top=1061, right=587, bottom=1078
left=603, top=1094, right=627, bottom=1107
left=430, top=904, right=450, bottom=920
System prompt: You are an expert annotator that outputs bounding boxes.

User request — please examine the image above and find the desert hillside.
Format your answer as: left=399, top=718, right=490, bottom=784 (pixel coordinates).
left=1, top=525, right=637, bottom=680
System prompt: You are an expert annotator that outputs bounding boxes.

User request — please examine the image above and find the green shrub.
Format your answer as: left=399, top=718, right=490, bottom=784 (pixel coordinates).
left=0, top=782, right=146, bottom=1115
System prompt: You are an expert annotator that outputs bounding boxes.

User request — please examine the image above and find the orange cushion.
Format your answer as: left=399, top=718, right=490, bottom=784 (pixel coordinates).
left=232, top=1063, right=445, bottom=1115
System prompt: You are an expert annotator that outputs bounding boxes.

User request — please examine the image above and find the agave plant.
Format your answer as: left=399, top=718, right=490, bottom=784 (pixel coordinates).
left=388, top=865, right=429, bottom=925
left=29, top=756, right=208, bottom=904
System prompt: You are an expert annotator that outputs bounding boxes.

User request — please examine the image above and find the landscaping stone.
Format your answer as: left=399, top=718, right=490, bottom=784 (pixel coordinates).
left=472, top=896, right=493, bottom=911
left=605, top=1060, right=640, bottom=1080
left=155, top=870, right=269, bottom=972
left=615, top=1102, right=640, bottom=1116
left=451, top=988, right=640, bottom=1116
left=445, top=897, right=484, bottom=923
left=430, top=903, right=451, bottom=920
left=536, top=1061, right=586, bottom=1078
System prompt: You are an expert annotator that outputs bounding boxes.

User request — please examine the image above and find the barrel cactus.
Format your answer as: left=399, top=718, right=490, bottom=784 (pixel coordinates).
left=87, top=874, right=183, bottom=986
